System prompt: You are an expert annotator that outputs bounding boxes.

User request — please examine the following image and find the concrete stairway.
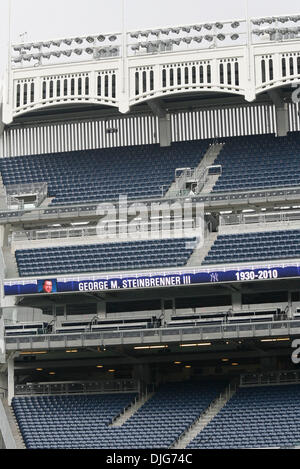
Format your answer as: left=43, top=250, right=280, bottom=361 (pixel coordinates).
left=2, top=247, right=19, bottom=278
left=0, top=174, right=7, bottom=210
left=110, top=392, right=155, bottom=427
left=165, top=142, right=223, bottom=199
left=171, top=383, right=237, bottom=449
left=187, top=232, right=218, bottom=267
left=199, top=143, right=224, bottom=194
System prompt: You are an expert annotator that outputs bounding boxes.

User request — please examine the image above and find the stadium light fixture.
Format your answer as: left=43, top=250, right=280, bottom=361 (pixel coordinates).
left=74, top=48, right=83, bottom=55
left=62, top=50, right=72, bottom=57
left=231, top=34, right=239, bottom=40
left=131, top=44, right=140, bottom=51
left=85, top=47, right=94, bottom=54
left=150, top=30, right=160, bottom=37
left=172, top=39, right=181, bottom=45
left=51, top=40, right=62, bottom=47
left=75, top=37, right=83, bottom=44
left=278, top=16, right=289, bottom=23
left=180, top=342, right=212, bottom=347
left=261, top=338, right=290, bottom=342
left=204, top=24, right=213, bottom=30
left=96, top=365, right=103, bottom=368
left=13, top=45, right=22, bottom=51
left=161, top=29, right=170, bottom=35
left=109, top=35, right=117, bottom=41
left=231, top=21, right=240, bottom=28
left=291, top=15, right=300, bottom=22
left=193, top=25, right=202, bottom=32
left=264, top=17, right=275, bottom=24
left=23, top=43, right=33, bottom=50
left=182, top=37, right=192, bottom=44
left=36, top=368, right=43, bottom=371
left=97, top=35, right=106, bottom=42
left=171, top=27, right=180, bottom=34
left=182, top=26, right=191, bottom=33
left=13, top=57, right=22, bottom=63
left=215, top=22, right=223, bottom=29
left=174, top=361, right=181, bottom=364
left=51, top=51, right=62, bottom=58
left=140, top=31, right=150, bottom=37
left=217, top=34, right=226, bottom=41
left=193, top=36, right=203, bottom=43
left=204, top=35, right=214, bottom=42
left=134, top=345, right=168, bottom=350
left=108, top=369, right=116, bottom=373
left=252, top=19, right=264, bottom=26
left=63, top=39, right=72, bottom=46
left=86, top=36, right=95, bottom=43
left=185, top=365, right=192, bottom=369
left=42, top=52, right=51, bottom=59
left=130, top=32, right=140, bottom=38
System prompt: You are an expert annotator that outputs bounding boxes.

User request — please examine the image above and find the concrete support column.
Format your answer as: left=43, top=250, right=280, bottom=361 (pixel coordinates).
left=132, top=364, right=152, bottom=393
left=159, top=115, right=171, bottom=147
left=275, top=104, right=289, bottom=137
left=231, top=291, right=242, bottom=313
left=7, top=355, right=14, bottom=406
left=97, top=299, right=106, bottom=318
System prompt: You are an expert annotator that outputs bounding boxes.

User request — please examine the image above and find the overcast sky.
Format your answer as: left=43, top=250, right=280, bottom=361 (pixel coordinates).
left=0, top=0, right=300, bottom=77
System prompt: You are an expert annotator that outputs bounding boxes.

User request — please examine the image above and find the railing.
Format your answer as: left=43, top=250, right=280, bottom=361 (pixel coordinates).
left=170, top=381, right=237, bottom=448
left=6, top=183, right=48, bottom=208
left=15, top=379, right=139, bottom=396
left=11, top=217, right=199, bottom=243
left=240, top=370, right=300, bottom=387
left=5, top=319, right=300, bottom=351
left=2, top=185, right=300, bottom=223
left=220, top=210, right=300, bottom=227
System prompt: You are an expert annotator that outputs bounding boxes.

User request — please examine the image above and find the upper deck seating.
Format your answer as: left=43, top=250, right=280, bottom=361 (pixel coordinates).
left=213, top=132, right=300, bottom=193
left=0, top=140, right=211, bottom=206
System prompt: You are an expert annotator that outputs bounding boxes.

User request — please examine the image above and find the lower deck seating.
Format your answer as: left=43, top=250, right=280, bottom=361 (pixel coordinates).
left=202, top=229, right=300, bottom=265
left=188, top=384, right=300, bottom=449
left=13, top=381, right=226, bottom=449
left=13, top=393, right=137, bottom=449
left=15, top=237, right=196, bottom=277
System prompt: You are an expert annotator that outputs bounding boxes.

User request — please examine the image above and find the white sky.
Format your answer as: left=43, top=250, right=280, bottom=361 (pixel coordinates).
left=0, top=0, right=300, bottom=76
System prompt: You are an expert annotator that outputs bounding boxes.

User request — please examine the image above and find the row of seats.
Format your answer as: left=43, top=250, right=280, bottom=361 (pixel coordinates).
left=188, top=384, right=300, bottom=448
left=213, top=132, right=300, bottom=193
left=13, top=381, right=300, bottom=448
left=203, top=229, right=300, bottom=265
left=12, top=381, right=226, bottom=449
left=2, top=132, right=300, bottom=206
left=15, top=237, right=196, bottom=277
left=0, top=140, right=211, bottom=205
